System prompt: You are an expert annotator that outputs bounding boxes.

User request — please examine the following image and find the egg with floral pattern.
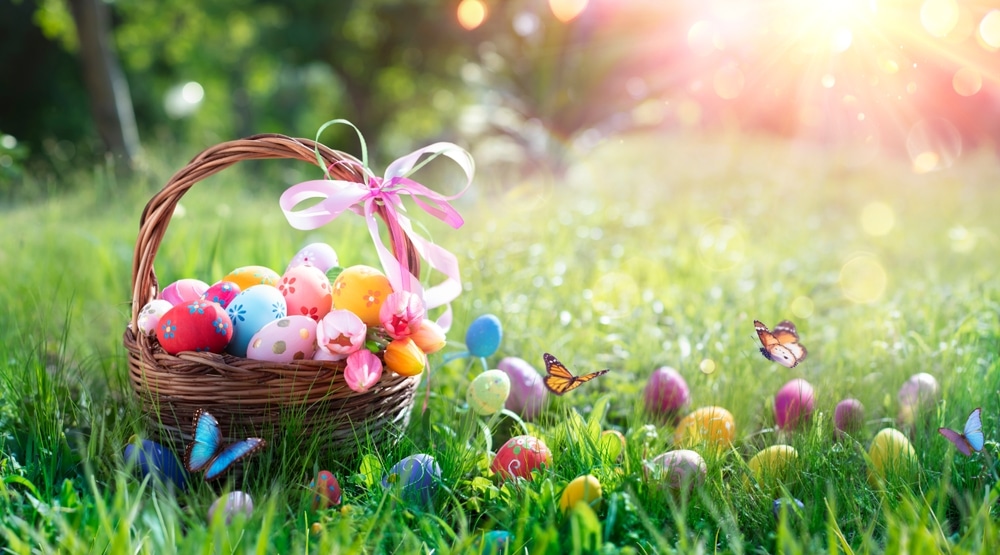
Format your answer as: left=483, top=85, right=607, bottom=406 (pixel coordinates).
left=279, top=265, right=332, bottom=323
left=332, top=265, right=393, bottom=327
left=225, top=285, right=287, bottom=357
left=490, top=435, right=552, bottom=481
left=201, top=281, right=242, bottom=309
left=156, top=299, right=233, bottom=355
left=246, top=316, right=318, bottom=362
left=136, top=299, right=173, bottom=335
left=222, top=265, right=281, bottom=291
left=286, top=242, right=339, bottom=273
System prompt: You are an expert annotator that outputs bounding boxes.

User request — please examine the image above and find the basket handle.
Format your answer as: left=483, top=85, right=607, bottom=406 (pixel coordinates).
left=129, top=133, right=420, bottom=326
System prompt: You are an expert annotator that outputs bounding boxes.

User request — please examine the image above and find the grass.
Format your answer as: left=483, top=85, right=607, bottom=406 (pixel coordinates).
left=1, top=131, right=999, bottom=553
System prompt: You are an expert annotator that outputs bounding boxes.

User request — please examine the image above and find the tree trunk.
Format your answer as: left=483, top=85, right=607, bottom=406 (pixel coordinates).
left=68, top=0, right=140, bottom=165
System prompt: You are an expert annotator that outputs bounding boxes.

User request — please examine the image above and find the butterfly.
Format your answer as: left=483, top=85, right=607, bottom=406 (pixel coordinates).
left=754, top=320, right=807, bottom=368
left=185, top=409, right=267, bottom=481
left=938, top=407, right=984, bottom=456
left=542, top=353, right=609, bottom=395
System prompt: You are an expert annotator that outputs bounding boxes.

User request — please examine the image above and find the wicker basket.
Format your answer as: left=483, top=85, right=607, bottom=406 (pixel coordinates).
left=123, top=133, right=423, bottom=462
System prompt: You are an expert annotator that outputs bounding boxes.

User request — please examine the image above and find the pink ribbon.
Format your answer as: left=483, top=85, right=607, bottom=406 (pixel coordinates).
left=279, top=142, right=474, bottom=316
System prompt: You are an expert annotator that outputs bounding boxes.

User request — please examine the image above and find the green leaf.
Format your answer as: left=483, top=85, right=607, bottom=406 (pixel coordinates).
left=358, top=454, right=383, bottom=489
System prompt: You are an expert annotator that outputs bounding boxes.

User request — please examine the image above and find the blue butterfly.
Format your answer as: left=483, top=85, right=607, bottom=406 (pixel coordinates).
left=938, top=407, right=984, bottom=457
left=185, top=409, right=266, bottom=480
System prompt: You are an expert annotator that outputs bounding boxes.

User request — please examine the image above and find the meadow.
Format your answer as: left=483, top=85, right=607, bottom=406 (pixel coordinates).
left=1, top=132, right=999, bottom=554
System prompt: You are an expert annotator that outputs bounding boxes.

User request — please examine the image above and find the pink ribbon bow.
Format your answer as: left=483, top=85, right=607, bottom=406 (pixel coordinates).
left=279, top=141, right=474, bottom=317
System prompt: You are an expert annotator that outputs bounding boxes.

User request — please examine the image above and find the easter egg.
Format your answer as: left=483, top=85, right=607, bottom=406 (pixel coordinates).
left=774, top=378, right=815, bottom=430
left=747, top=445, right=799, bottom=492
left=136, top=299, right=173, bottom=335
left=559, top=474, right=603, bottom=513
left=332, top=265, right=393, bottom=326
left=868, top=428, right=918, bottom=485
left=279, top=264, right=333, bottom=322
left=467, top=369, right=511, bottom=415
left=772, top=498, right=805, bottom=519
left=246, top=316, right=318, bottom=362
left=160, top=278, right=210, bottom=305
left=673, top=406, right=735, bottom=451
left=286, top=242, right=339, bottom=273
left=834, top=398, right=865, bottom=438
left=496, top=357, right=547, bottom=420
left=309, top=470, right=342, bottom=509
left=208, top=491, right=254, bottom=524
left=491, top=435, right=552, bottom=481
left=465, top=314, right=502, bottom=358
left=382, top=454, right=441, bottom=506
left=898, top=373, right=939, bottom=411
left=644, top=366, right=690, bottom=421
left=648, top=449, right=707, bottom=492
left=124, top=438, right=187, bottom=491
left=222, top=265, right=281, bottom=291
left=156, top=300, right=233, bottom=355
left=478, top=531, right=513, bottom=554
left=599, top=430, right=626, bottom=464
left=202, top=281, right=241, bottom=309
left=226, top=285, right=287, bottom=357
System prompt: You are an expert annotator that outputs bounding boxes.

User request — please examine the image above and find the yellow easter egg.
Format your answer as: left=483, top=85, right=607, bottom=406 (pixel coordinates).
left=223, top=265, right=281, bottom=291
left=868, top=428, right=918, bottom=487
left=673, top=406, right=735, bottom=451
left=746, top=445, right=798, bottom=493
left=332, top=265, right=394, bottom=326
left=558, top=474, right=602, bottom=513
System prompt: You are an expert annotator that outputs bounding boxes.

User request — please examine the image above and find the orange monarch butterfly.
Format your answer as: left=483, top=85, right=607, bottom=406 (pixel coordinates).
left=542, top=353, right=609, bottom=395
left=754, top=320, right=807, bottom=368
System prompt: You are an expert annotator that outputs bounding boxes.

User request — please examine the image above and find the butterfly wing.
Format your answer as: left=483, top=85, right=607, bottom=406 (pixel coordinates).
left=754, top=321, right=779, bottom=349
left=938, top=427, right=973, bottom=456
left=755, top=320, right=806, bottom=367
left=542, top=353, right=609, bottom=395
left=771, top=321, right=800, bottom=343
left=204, top=438, right=267, bottom=481
left=963, top=408, right=984, bottom=453
left=186, top=409, right=223, bottom=472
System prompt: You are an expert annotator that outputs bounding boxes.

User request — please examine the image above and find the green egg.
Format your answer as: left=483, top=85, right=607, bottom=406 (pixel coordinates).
left=467, top=369, right=511, bottom=416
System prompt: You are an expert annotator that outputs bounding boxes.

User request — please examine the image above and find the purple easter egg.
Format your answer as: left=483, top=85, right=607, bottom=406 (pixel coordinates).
left=496, top=356, right=547, bottom=420
left=124, top=438, right=188, bottom=491
left=286, top=242, right=339, bottom=273
left=648, top=449, right=707, bottom=492
left=466, top=314, right=502, bottom=358
left=834, top=398, right=865, bottom=438
left=382, top=454, right=441, bottom=506
left=202, top=281, right=242, bottom=309
left=774, top=378, right=815, bottom=430
left=897, top=373, right=938, bottom=410
left=643, top=366, right=690, bottom=420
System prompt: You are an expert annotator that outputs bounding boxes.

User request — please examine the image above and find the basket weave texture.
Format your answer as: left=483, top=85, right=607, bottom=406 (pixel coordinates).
left=123, top=134, right=421, bottom=461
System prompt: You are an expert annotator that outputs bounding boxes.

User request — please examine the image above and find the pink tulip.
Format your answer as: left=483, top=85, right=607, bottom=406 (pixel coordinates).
left=317, top=309, right=367, bottom=356
left=379, top=291, right=426, bottom=339
left=344, top=349, right=382, bottom=393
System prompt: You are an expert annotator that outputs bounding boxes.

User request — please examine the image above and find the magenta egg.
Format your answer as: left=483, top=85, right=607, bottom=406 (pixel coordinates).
left=496, top=357, right=547, bottom=420
left=202, top=281, right=242, bottom=309
left=774, top=378, right=815, bottom=430
left=834, top=398, right=865, bottom=438
left=643, top=366, right=690, bottom=420
left=160, top=278, right=210, bottom=305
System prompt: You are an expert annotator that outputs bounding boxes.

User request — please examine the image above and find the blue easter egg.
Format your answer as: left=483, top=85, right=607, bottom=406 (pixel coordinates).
left=226, top=285, right=287, bottom=357
left=772, top=497, right=805, bottom=519
left=382, top=454, right=441, bottom=506
left=479, top=530, right=513, bottom=554
left=465, top=314, right=502, bottom=358
left=124, top=439, right=187, bottom=491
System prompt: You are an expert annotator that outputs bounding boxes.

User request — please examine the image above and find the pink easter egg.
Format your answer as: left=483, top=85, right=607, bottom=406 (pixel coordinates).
left=644, top=366, right=690, bottom=421
left=897, top=373, right=939, bottom=410
left=246, top=315, right=318, bottom=362
left=278, top=265, right=333, bottom=323
left=202, top=281, right=242, bottom=309
left=309, top=470, right=342, bottom=509
left=160, top=278, right=210, bottom=305
left=156, top=299, right=233, bottom=355
left=286, top=242, right=340, bottom=273
left=649, top=449, right=707, bottom=492
left=490, top=435, right=552, bottom=481
left=774, top=379, right=815, bottom=430
left=834, top=398, right=865, bottom=438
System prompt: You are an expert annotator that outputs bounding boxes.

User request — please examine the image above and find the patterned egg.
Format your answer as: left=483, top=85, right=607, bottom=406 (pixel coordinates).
left=279, top=264, right=332, bottom=322
left=202, top=281, right=241, bottom=309
left=208, top=491, right=254, bottom=524
left=644, top=366, right=690, bottom=421
left=382, top=454, right=441, bottom=506
left=599, top=430, right=626, bottom=464
left=868, top=428, right=918, bottom=486
left=467, top=369, right=511, bottom=415
left=558, top=474, right=602, bottom=513
left=226, top=285, right=287, bottom=357
left=160, top=278, right=210, bottom=305
left=332, top=265, right=393, bottom=326
left=156, top=299, right=233, bottom=355
left=834, top=398, right=865, bottom=438
left=222, top=265, right=281, bottom=291
left=490, top=435, right=552, bottom=481
left=309, top=470, right=342, bottom=509
left=746, top=445, right=799, bottom=493
left=465, top=314, right=502, bottom=358
left=774, top=378, right=815, bottom=430
left=648, top=449, right=707, bottom=492
left=673, top=406, right=735, bottom=451
left=286, top=242, right=339, bottom=273
left=124, top=438, right=187, bottom=491
left=246, top=316, right=317, bottom=362
left=496, top=356, right=547, bottom=420
left=136, top=299, right=173, bottom=335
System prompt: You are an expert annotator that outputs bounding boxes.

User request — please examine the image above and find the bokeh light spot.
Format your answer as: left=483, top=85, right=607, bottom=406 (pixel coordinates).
left=840, top=255, right=887, bottom=304
left=790, top=296, right=814, bottom=319
left=697, top=219, right=746, bottom=271
left=549, top=0, right=588, bottom=23
left=906, top=118, right=962, bottom=173
left=877, top=52, right=899, bottom=74
left=821, top=74, right=836, bottom=88
left=699, top=359, right=716, bottom=375
left=921, top=0, right=959, bottom=38
left=980, top=10, right=1000, bottom=48
left=457, top=0, right=487, bottom=30
left=952, top=67, right=982, bottom=96
left=677, top=99, right=702, bottom=127
left=688, top=21, right=721, bottom=57
left=831, top=27, right=853, bottom=52
left=713, top=65, right=745, bottom=100
left=860, top=202, right=895, bottom=236
left=948, top=226, right=977, bottom=253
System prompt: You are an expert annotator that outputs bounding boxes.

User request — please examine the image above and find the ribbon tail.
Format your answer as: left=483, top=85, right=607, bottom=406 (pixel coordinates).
left=366, top=208, right=425, bottom=303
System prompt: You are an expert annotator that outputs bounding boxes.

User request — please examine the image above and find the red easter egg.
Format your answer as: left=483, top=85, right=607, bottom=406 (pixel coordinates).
left=156, top=299, right=233, bottom=355
left=490, top=435, right=552, bottom=481
left=309, top=470, right=342, bottom=509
